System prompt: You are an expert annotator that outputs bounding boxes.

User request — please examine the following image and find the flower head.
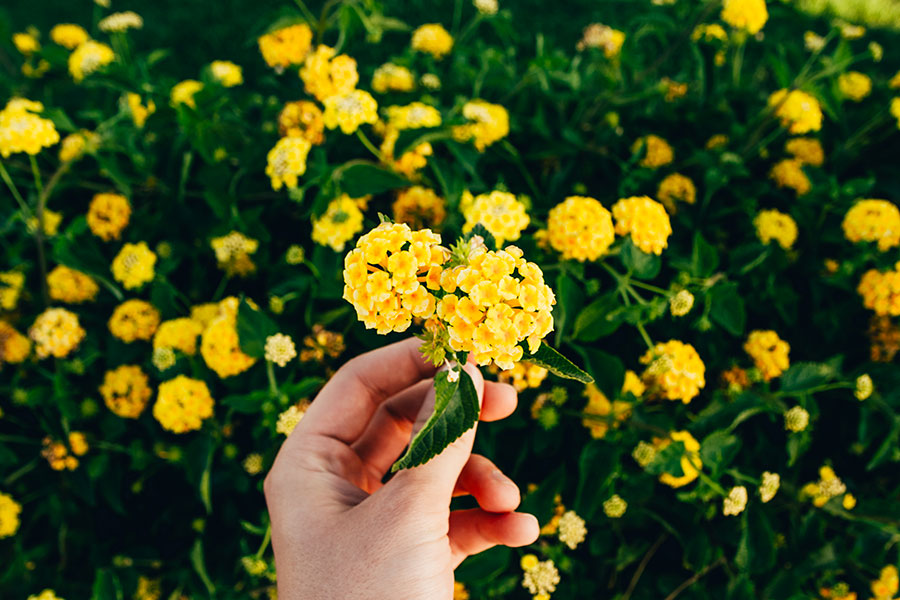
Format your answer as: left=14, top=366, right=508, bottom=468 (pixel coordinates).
left=785, top=137, right=824, bottom=166
left=657, top=431, right=703, bottom=488
left=0, top=98, right=60, bottom=157
left=754, top=209, right=797, bottom=250
left=393, top=187, right=446, bottom=230
left=312, top=195, right=365, bottom=251
left=88, top=193, right=131, bottom=241
left=153, top=318, right=204, bottom=355
left=154, top=376, right=214, bottom=433
left=258, top=23, right=313, bottom=69
left=632, top=135, right=673, bottom=169
left=521, top=555, right=560, bottom=597
left=200, top=298, right=258, bottom=378
left=299, top=45, right=358, bottom=102
left=760, top=471, right=780, bottom=502
left=171, top=80, right=203, bottom=108
left=612, top=196, right=672, bottom=255
left=29, top=308, right=85, bottom=359
left=770, top=159, right=811, bottom=196
left=670, top=290, right=695, bottom=317
left=462, top=190, right=529, bottom=246
left=13, top=32, right=40, bottom=55
left=411, top=24, right=454, bottom=59
left=721, top=0, right=768, bottom=34
left=723, top=486, right=748, bottom=516
left=50, top=24, right=89, bottom=49
left=577, top=23, right=625, bottom=57
left=744, top=330, right=790, bottom=381
left=582, top=384, right=630, bottom=438
left=838, top=71, right=872, bottom=102
left=855, top=374, right=873, bottom=400
left=801, top=465, right=848, bottom=507
left=265, top=333, right=297, bottom=367
left=111, top=242, right=157, bottom=289
left=452, top=100, right=509, bottom=151
left=0, top=321, right=31, bottom=365
left=603, top=494, right=627, bottom=518
left=266, top=136, right=311, bottom=190
left=842, top=200, right=900, bottom=251
left=372, top=63, right=415, bottom=93
left=100, top=365, right=153, bottom=418
left=557, top=510, right=587, bottom=549
left=784, top=405, right=809, bottom=432
left=108, top=299, right=160, bottom=342
left=859, top=263, right=900, bottom=316
left=322, top=90, right=378, bottom=134
left=98, top=11, right=143, bottom=32
left=0, top=492, right=21, bottom=538
left=276, top=402, right=309, bottom=436
left=657, top=173, right=696, bottom=213
left=210, top=60, right=243, bottom=87
left=547, top=196, right=614, bottom=262
left=211, top=231, right=259, bottom=276
left=126, top=93, right=155, bottom=128
left=278, top=100, right=325, bottom=144
left=769, top=89, right=823, bottom=134
left=69, top=40, right=115, bottom=82
left=640, top=340, right=706, bottom=403
left=48, top=266, right=99, bottom=304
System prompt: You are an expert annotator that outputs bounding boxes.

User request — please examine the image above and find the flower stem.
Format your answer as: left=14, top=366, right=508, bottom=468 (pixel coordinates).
left=255, top=523, right=272, bottom=559
left=355, top=129, right=384, bottom=162
left=0, top=159, right=32, bottom=220
left=266, top=360, right=279, bottom=397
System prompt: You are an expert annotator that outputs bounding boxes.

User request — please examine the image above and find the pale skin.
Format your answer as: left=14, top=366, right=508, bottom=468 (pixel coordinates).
left=265, top=337, right=540, bottom=599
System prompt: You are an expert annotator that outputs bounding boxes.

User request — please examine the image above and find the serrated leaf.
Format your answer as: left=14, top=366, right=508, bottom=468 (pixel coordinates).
left=336, top=162, right=410, bottom=197
left=392, top=370, right=480, bottom=472
left=527, top=342, right=593, bottom=383
left=236, top=297, right=278, bottom=359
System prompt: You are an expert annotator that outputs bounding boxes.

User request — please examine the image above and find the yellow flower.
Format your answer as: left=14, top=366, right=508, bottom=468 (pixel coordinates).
left=692, top=23, right=728, bottom=42
left=29, top=308, right=85, bottom=359
left=126, top=93, right=155, bottom=128
left=462, top=190, right=530, bottom=246
left=100, top=365, right=153, bottom=418
left=754, top=209, right=797, bottom=250
left=98, top=11, right=143, bottom=32
left=50, top=24, right=89, bottom=49
left=723, top=486, right=748, bottom=516
left=153, top=318, right=204, bottom=355
left=108, top=299, right=160, bottom=343
left=557, top=510, right=587, bottom=549
left=42, top=436, right=78, bottom=470
left=378, top=125, right=433, bottom=176
left=68, top=431, right=88, bottom=457
left=838, top=71, right=872, bottom=102
left=265, top=136, right=312, bottom=191
left=210, top=60, right=243, bottom=87
left=13, top=32, right=40, bottom=55
left=855, top=374, right=873, bottom=401
left=312, top=195, right=365, bottom=251
left=0, top=271, right=26, bottom=310
left=804, top=30, right=826, bottom=51
left=721, top=0, right=768, bottom=34
left=153, top=376, right=214, bottom=433
left=632, top=134, right=674, bottom=169
left=785, top=137, right=824, bottom=167
left=276, top=402, right=309, bottom=436
left=385, top=102, right=442, bottom=130
left=68, top=40, right=115, bottom=82
left=134, top=576, right=161, bottom=600
left=858, top=264, right=900, bottom=317
left=171, top=80, right=204, bottom=108
left=706, top=134, right=729, bottom=149
left=577, top=23, right=626, bottom=57
left=393, top=186, right=446, bottom=230
left=582, top=383, right=631, bottom=438
left=744, top=330, right=790, bottom=381
left=669, top=290, right=695, bottom=317
left=299, top=45, right=359, bottom=102
left=770, top=158, right=811, bottom=196
left=58, top=130, right=97, bottom=162
left=612, top=196, right=673, bottom=255
left=769, top=89, right=823, bottom=134
left=47, top=265, right=99, bottom=304
left=200, top=299, right=257, bottom=378
left=27, top=591, right=63, bottom=600
left=640, top=340, right=706, bottom=403
left=265, top=333, right=297, bottom=367
left=622, top=370, right=645, bottom=397
left=258, top=23, right=313, bottom=69
left=663, top=78, right=688, bottom=102
left=211, top=231, right=259, bottom=277
left=278, top=100, right=325, bottom=144
left=760, top=471, right=780, bottom=502
left=521, top=556, right=560, bottom=597
left=298, top=325, right=345, bottom=362
left=452, top=100, right=509, bottom=151
left=603, top=494, right=628, bottom=518
left=243, top=453, right=264, bottom=475
left=842, top=200, right=900, bottom=251
left=801, top=465, right=848, bottom=508
left=656, top=431, right=703, bottom=488
left=0, top=492, right=22, bottom=538
left=322, top=89, right=378, bottom=134
left=871, top=565, right=899, bottom=600
left=111, top=242, right=157, bottom=289
left=453, top=581, right=470, bottom=600
left=495, top=361, right=548, bottom=393
left=372, top=63, right=415, bottom=93
left=893, top=97, right=900, bottom=129
left=547, top=196, right=615, bottom=262
left=0, top=98, right=60, bottom=157
left=0, top=321, right=31, bottom=365
left=411, top=23, right=454, bottom=59
left=87, top=193, right=131, bottom=241
left=656, top=173, right=696, bottom=213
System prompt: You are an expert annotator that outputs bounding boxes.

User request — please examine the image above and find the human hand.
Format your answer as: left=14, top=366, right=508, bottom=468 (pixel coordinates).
left=264, top=337, right=540, bottom=600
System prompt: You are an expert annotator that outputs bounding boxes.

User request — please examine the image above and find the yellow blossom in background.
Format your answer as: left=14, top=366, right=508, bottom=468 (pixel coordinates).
left=577, top=23, right=626, bottom=57
left=153, top=375, right=214, bottom=433
left=0, top=271, right=26, bottom=310
left=210, top=60, right=243, bottom=87
left=770, top=159, right=811, bottom=196
left=111, top=242, right=157, bottom=289
left=892, top=97, right=900, bottom=129
left=379, top=125, right=433, bottom=176
left=622, top=370, right=645, bottom=397
left=27, top=591, right=63, bottom=600
left=804, top=30, right=826, bottom=51
left=858, top=264, right=900, bottom=316
left=385, top=102, right=442, bottom=130
left=278, top=100, right=325, bottom=144
left=801, top=465, right=849, bottom=508
left=871, top=565, right=899, bottom=600
left=0, top=492, right=21, bottom=538
left=656, top=173, right=696, bottom=213
left=558, top=510, right=587, bottom=549
left=760, top=471, right=780, bottom=502
left=258, top=23, right=313, bottom=69
left=546, top=196, right=615, bottom=261
left=612, top=196, right=673, bottom=255
left=721, top=0, right=769, bottom=34
left=692, top=23, right=728, bottom=42
left=13, top=32, right=40, bottom=55
left=265, top=333, right=297, bottom=367
left=29, top=308, right=85, bottom=359
left=855, top=374, right=873, bottom=400
left=99, top=11, right=143, bottom=32
left=42, top=437, right=78, bottom=470
left=134, top=576, right=161, bottom=600
left=453, top=581, right=470, bottom=600
left=632, top=440, right=657, bottom=467
left=785, top=137, right=824, bottom=166
left=657, top=430, right=703, bottom=488
left=285, top=245, right=306, bottom=265
left=603, top=494, right=627, bottom=518
left=640, top=339, right=706, bottom=403
left=108, top=299, right=160, bottom=343
left=322, top=90, right=379, bottom=134
left=126, top=93, right=156, bottom=128
left=744, top=330, right=790, bottom=380
left=27, top=209, right=62, bottom=237
left=312, top=195, right=365, bottom=251
left=211, top=231, right=259, bottom=277
left=100, top=365, right=153, bottom=418
left=411, top=23, right=454, bottom=59
left=706, top=134, right=729, bottom=149
left=87, top=193, right=131, bottom=241
left=68, top=40, right=115, bottom=82
left=171, top=80, right=204, bottom=108
left=68, top=431, right=89, bottom=456
left=343, top=223, right=445, bottom=334
left=521, top=555, right=560, bottom=598
left=0, top=321, right=31, bottom=365
left=190, top=303, right=220, bottom=329
left=58, top=130, right=96, bottom=162
left=243, top=453, right=264, bottom=475
left=784, top=405, right=810, bottom=432
left=769, top=89, right=823, bottom=134
left=496, top=361, right=548, bottom=392
left=838, top=71, right=872, bottom=102
left=452, top=100, right=510, bottom=151
left=420, top=73, right=440, bottom=89
left=276, top=402, right=309, bottom=436
left=842, top=200, right=900, bottom=251
left=47, top=265, right=99, bottom=304
left=754, top=209, right=798, bottom=250
left=153, top=318, right=203, bottom=355
left=50, top=24, right=89, bottom=49
left=632, top=134, right=673, bottom=169
left=393, top=186, right=446, bottom=230
left=372, top=63, right=415, bottom=93
left=299, top=325, right=344, bottom=362
left=723, top=485, right=748, bottom=516
left=582, top=383, right=631, bottom=438
left=200, top=299, right=257, bottom=378
left=265, top=136, right=312, bottom=190
left=462, top=190, right=529, bottom=245
left=0, top=98, right=60, bottom=157
left=299, top=45, right=359, bottom=102
left=669, top=289, right=694, bottom=317
left=662, top=78, right=688, bottom=102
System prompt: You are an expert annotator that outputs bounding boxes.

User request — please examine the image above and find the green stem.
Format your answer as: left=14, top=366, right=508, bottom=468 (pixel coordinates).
left=4, top=458, right=38, bottom=486
left=356, top=129, right=384, bottom=162
left=629, top=279, right=668, bottom=295
left=697, top=470, right=727, bottom=496
left=293, top=0, right=317, bottom=23
left=775, top=382, right=855, bottom=398
left=29, top=155, right=44, bottom=198
left=255, top=524, right=272, bottom=559
left=28, top=156, right=50, bottom=306
left=212, top=273, right=229, bottom=301
left=731, top=37, right=746, bottom=87
left=636, top=323, right=653, bottom=350
left=0, top=159, right=32, bottom=219
left=266, top=360, right=279, bottom=397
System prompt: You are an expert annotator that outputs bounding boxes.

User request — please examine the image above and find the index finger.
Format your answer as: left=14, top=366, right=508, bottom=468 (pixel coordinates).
left=298, top=337, right=438, bottom=444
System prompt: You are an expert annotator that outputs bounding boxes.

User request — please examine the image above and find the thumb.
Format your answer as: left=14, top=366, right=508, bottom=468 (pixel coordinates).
left=387, top=361, right=484, bottom=504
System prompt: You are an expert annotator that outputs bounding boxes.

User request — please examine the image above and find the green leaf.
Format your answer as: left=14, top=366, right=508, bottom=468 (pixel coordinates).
left=691, top=233, right=720, bottom=278
left=620, top=237, right=661, bottom=279
left=699, top=431, right=741, bottom=474
left=391, top=370, right=480, bottom=472
left=578, top=347, right=624, bottom=398
left=236, top=297, right=278, bottom=359
left=710, top=282, right=746, bottom=336
left=554, top=272, right=584, bottom=342
left=336, top=162, right=410, bottom=197
left=735, top=502, right=775, bottom=574
left=527, top=343, right=593, bottom=383
left=573, top=293, right=622, bottom=342
left=573, top=440, right=620, bottom=520
left=199, top=443, right=214, bottom=514
left=190, top=539, right=216, bottom=595
left=221, top=390, right=270, bottom=413
left=645, top=441, right=685, bottom=477
left=463, top=223, right=497, bottom=251
left=779, top=362, right=834, bottom=393
left=91, top=568, right=123, bottom=600
left=455, top=546, right=511, bottom=584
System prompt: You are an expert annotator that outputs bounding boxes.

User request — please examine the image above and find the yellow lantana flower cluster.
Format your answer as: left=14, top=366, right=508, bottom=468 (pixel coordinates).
left=520, top=554, right=560, bottom=599
left=68, top=40, right=115, bottom=83
left=211, top=231, right=259, bottom=277
left=385, top=102, right=442, bottom=130
left=265, top=137, right=312, bottom=190
left=656, top=430, right=703, bottom=488
left=108, top=299, right=160, bottom=343
left=743, top=329, right=790, bottom=381
left=393, top=186, right=447, bottom=230
left=343, top=223, right=445, bottom=334
left=200, top=297, right=257, bottom=378
left=276, top=402, right=309, bottom=436
left=29, top=308, right=85, bottom=359
left=462, top=190, right=530, bottom=246
left=632, top=134, right=673, bottom=169
left=299, top=45, right=359, bottom=102
left=87, top=193, right=131, bottom=241
left=546, top=196, right=615, bottom=262
left=50, top=24, right=89, bottom=49
left=656, top=173, right=696, bottom=213
left=372, top=63, right=415, bottom=93
left=582, top=383, right=632, bottom=439
left=312, top=195, right=365, bottom=251
left=721, top=0, right=769, bottom=34
left=577, top=23, right=626, bottom=57
left=892, top=97, right=900, bottom=129
left=59, top=130, right=97, bottom=162
left=871, top=566, right=899, bottom=600
left=495, top=361, right=548, bottom=392
left=47, top=265, right=99, bottom=304
left=99, top=365, right=153, bottom=418
left=153, top=375, right=215, bottom=433
left=322, top=89, right=379, bottom=134
left=153, top=318, right=204, bottom=355
left=0, top=321, right=31, bottom=365
left=800, top=465, right=851, bottom=508
left=858, top=263, right=900, bottom=316
left=754, top=209, right=798, bottom=250
left=98, top=11, right=143, bottom=32
left=210, top=60, right=243, bottom=87
left=612, top=196, right=673, bottom=255
left=0, top=492, right=21, bottom=538
left=785, top=137, right=824, bottom=167
left=0, top=271, right=25, bottom=310
left=769, top=89, right=823, bottom=134
left=842, top=199, right=900, bottom=251
left=258, top=24, right=313, bottom=70
left=299, top=325, right=345, bottom=362
left=452, top=100, right=510, bottom=151
left=111, top=242, right=157, bottom=289
left=838, top=71, right=872, bottom=102
left=126, top=93, right=155, bottom=128
left=411, top=24, right=454, bottom=59
left=0, top=98, right=60, bottom=157
left=640, top=339, right=706, bottom=403
left=171, top=80, right=203, bottom=108
left=278, top=100, right=325, bottom=144
left=770, top=159, right=811, bottom=196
